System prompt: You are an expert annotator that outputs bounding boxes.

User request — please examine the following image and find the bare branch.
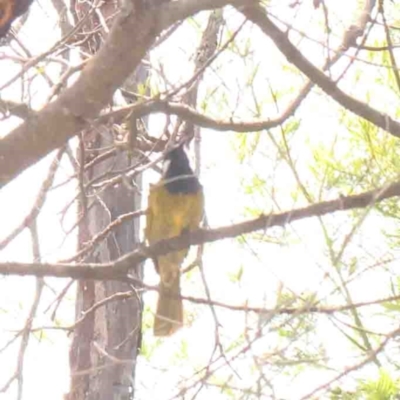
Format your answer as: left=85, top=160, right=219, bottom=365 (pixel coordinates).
left=0, top=147, right=66, bottom=250
left=241, top=5, right=400, bottom=139
left=1, top=179, right=400, bottom=280
left=0, top=0, right=253, bottom=189
left=61, top=209, right=145, bottom=263
left=299, top=323, right=400, bottom=400
left=99, top=97, right=306, bottom=133
left=341, top=0, right=376, bottom=50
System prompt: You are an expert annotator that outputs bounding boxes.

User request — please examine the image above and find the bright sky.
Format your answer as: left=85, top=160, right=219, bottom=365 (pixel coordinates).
left=1, top=0, right=399, bottom=399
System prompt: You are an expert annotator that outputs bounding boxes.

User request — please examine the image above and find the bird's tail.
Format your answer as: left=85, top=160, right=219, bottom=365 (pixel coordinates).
left=154, top=270, right=183, bottom=336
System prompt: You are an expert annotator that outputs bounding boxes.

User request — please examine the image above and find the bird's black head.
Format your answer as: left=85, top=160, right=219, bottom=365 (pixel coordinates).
left=163, top=145, right=201, bottom=194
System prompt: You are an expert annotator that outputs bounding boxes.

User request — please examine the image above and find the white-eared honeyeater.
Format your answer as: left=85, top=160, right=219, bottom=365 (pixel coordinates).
left=145, top=145, right=204, bottom=336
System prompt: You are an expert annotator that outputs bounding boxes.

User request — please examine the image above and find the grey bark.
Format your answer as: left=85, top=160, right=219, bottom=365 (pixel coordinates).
left=66, top=2, right=149, bottom=397
left=67, top=123, right=143, bottom=400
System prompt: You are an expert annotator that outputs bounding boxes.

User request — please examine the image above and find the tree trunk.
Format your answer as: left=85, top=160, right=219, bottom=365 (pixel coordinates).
left=67, top=121, right=143, bottom=400
left=64, top=0, right=151, bottom=396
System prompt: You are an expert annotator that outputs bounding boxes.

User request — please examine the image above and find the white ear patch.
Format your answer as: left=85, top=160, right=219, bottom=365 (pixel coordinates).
left=163, top=159, right=171, bottom=175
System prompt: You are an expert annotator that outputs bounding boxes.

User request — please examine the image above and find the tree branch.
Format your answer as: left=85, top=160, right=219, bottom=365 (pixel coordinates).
left=99, top=96, right=307, bottom=133
left=240, top=5, right=400, bottom=139
left=0, top=0, right=253, bottom=189
left=1, top=179, right=400, bottom=280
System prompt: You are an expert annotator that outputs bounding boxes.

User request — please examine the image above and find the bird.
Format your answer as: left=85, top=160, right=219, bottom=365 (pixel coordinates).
left=145, top=144, right=204, bottom=336
left=0, top=0, right=34, bottom=39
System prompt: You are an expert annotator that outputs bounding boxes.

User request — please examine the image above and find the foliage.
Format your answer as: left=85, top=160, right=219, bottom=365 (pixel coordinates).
left=2, top=1, right=400, bottom=399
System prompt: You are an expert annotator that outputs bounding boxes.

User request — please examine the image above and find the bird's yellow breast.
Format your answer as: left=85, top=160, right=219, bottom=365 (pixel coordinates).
left=145, top=183, right=204, bottom=244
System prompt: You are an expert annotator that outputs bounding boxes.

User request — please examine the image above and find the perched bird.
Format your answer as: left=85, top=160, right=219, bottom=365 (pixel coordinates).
left=145, top=145, right=204, bottom=336
left=0, top=0, right=34, bottom=39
